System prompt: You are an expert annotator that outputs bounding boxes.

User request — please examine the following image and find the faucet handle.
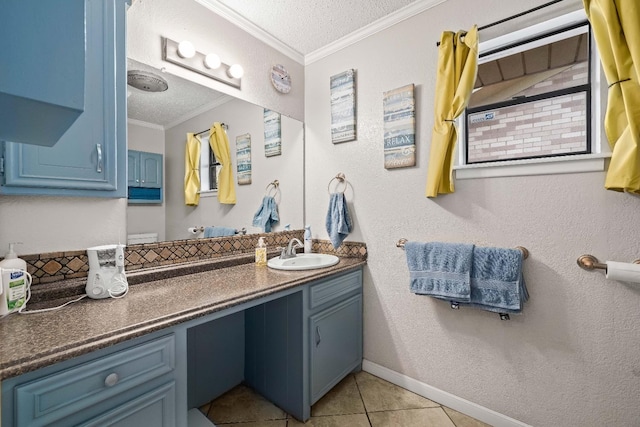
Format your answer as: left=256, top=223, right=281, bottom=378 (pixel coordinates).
left=276, top=247, right=287, bottom=258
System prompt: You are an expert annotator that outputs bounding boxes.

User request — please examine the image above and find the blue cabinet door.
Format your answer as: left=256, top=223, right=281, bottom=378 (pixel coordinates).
left=310, top=294, right=363, bottom=404
left=127, top=150, right=163, bottom=203
left=0, top=0, right=85, bottom=146
left=128, top=151, right=141, bottom=187
left=140, top=152, right=163, bottom=189
left=0, top=0, right=127, bottom=198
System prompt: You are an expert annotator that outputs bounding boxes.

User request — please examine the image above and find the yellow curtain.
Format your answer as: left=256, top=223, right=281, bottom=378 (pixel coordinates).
left=584, top=0, right=640, bottom=193
left=184, top=133, right=201, bottom=206
left=426, top=25, right=478, bottom=198
left=209, top=122, right=236, bottom=204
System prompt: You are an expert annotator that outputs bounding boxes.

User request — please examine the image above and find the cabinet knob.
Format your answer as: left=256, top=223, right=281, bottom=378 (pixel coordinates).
left=104, top=372, right=119, bottom=387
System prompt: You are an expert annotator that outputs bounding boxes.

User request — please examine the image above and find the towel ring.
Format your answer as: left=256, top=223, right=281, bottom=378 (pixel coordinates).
left=327, top=173, right=348, bottom=194
left=265, top=180, right=281, bottom=203
left=266, top=180, right=279, bottom=197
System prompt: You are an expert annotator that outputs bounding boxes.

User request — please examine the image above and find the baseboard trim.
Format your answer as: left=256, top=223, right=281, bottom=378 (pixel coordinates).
left=361, top=360, right=531, bottom=427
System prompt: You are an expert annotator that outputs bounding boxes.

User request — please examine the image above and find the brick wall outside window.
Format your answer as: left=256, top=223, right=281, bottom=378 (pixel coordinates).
left=467, top=61, right=588, bottom=163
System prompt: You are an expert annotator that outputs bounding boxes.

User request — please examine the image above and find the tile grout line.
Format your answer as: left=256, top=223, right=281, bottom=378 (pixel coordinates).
left=441, top=406, right=461, bottom=427
left=353, top=373, right=374, bottom=427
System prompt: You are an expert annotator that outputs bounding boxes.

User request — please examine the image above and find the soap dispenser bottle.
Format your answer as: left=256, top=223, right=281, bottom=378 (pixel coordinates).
left=255, top=237, right=267, bottom=266
left=0, top=243, right=29, bottom=315
left=304, top=225, right=312, bottom=253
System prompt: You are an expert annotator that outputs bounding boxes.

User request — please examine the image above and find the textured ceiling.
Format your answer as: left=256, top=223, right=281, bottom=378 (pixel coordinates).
left=208, top=0, right=421, bottom=55
left=127, top=59, right=231, bottom=128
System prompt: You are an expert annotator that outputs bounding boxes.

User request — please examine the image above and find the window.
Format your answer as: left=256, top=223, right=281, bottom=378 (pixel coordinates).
left=197, top=133, right=220, bottom=195
left=455, top=11, right=610, bottom=179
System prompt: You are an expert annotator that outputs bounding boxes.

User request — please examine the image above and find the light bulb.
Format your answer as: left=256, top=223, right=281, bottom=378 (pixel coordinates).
left=177, top=40, right=196, bottom=58
left=204, top=53, right=221, bottom=69
left=227, top=64, right=244, bottom=79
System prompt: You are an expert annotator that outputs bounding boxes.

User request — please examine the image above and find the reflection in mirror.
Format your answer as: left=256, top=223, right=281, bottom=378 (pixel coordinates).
left=126, top=59, right=304, bottom=244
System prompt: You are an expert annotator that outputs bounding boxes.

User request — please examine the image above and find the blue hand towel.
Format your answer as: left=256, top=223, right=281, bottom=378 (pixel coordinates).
left=252, top=196, right=279, bottom=232
left=203, top=226, right=237, bottom=238
left=405, top=242, right=474, bottom=302
left=467, top=247, right=528, bottom=313
left=325, top=192, right=353, bottom=249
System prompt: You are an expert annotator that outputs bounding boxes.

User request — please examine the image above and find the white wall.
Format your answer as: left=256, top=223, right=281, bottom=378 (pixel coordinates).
left=164, top=98, right=304, bottom=240
left=304, top=0, right=640, bottom=425
left=0, top=197, right=127, bottom=255
left=127, top=121, right=166, bottom=242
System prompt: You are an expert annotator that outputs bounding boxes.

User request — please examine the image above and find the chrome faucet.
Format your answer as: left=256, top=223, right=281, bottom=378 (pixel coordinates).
left=280, top=238, right=303, bottom=259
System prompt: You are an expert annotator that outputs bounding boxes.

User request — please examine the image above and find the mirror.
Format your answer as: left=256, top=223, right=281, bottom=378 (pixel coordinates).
left=0, top=0, right=305, bottom=256
left=124, top=0, right=305, bottom=247
left=126, top=63, right=304, bottom=244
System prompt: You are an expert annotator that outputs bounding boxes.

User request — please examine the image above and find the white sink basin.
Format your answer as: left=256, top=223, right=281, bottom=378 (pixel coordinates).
left=267, top=253, right=340, bottom=271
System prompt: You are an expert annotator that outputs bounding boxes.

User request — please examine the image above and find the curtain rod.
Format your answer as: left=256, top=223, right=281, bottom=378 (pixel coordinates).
left=194, top=123, right=228, bottom=136
left=436, top=0, right=567, bottom=46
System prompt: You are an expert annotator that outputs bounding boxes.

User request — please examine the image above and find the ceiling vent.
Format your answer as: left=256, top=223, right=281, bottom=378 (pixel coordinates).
left=127, top=70, right=169, bottom=92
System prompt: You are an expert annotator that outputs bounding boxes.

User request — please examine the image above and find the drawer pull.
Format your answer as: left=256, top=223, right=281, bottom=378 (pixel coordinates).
left=316, top=326, right=322, bottom=347
left=104, top=373, right=119, bottom=387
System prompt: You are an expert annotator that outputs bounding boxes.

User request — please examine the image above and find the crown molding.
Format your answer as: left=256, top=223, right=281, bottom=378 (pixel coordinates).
left=164, top=95, right=234, bottom=130
left=305, top=0, right=447, bottom=65
left=127, top=118, right=165, bottom=131
left=193, top=0, right=305, bottom=65
left=191, top=0, right=448, bottom=66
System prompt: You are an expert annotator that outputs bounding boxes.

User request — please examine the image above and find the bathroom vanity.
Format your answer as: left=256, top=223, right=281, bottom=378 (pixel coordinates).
left=0, top=257, right=364, bottom=426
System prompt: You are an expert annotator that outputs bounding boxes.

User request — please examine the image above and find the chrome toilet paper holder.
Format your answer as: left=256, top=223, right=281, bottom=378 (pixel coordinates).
left=577, top=254, right=640, bottom=271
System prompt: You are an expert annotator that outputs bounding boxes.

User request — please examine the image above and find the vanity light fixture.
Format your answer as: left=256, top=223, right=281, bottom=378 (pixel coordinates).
left=177, top=40, right=196, bottom=58
left=162, top=37, right=242, bottom=89
left=204, top=53, right=221, bottom=70
left=227, top=64, right=244, bottom=79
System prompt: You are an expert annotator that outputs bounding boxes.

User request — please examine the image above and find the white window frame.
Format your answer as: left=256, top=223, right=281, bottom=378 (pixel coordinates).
left=197, top=132, right=219, bottom=198
left=454, top=10, right=610, bottom=180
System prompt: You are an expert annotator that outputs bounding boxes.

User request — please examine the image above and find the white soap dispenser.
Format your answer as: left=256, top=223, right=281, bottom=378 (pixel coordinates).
left=0, top=243, right=29, bottom=315
left=304, top=225, right=312, bottom=253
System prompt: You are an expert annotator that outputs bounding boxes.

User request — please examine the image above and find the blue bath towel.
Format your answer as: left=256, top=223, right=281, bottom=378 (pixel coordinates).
left=203, top=226, right=237, bottom=238
left=467, top=247, right=528, bottom=313
left=405, top=242, right=474, bottom=301
left=325, top=192, right=353, bottom=249
left=252, top=196, right=279, bottom=232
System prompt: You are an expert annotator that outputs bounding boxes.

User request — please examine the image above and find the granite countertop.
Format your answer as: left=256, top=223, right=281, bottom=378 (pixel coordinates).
left=0, top=256, right=365, bottom=380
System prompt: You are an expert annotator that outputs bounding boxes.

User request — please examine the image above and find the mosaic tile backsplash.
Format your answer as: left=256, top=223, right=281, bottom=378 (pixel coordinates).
left=13, top=230, right=367, bottom=285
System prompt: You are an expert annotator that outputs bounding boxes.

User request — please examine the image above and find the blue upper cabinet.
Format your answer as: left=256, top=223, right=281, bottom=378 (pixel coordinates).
left=128, top=150, right=163, bottom=203
left=0, top=0, right=86, bottom=147
left=0, top=0, right=128, bottom=198
left=130, top=151, right=163, bottom=189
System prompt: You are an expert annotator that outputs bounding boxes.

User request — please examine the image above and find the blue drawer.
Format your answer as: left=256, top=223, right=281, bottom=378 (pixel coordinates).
left=14, top=334, right=175, bottom=427
left=309, top=269, right=362, bottom=310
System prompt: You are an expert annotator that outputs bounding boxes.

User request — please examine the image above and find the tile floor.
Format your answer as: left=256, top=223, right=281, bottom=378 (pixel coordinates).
left=199, top=371, right=491, bottom=427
